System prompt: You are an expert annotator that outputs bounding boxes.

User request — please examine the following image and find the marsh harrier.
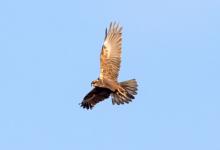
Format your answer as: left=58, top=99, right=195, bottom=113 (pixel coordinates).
left=80, top=22, right=138, bottom=109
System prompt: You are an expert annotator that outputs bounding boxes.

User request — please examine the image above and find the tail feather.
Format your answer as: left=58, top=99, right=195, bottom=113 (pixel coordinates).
left=111, top=79, right=138, bottom=105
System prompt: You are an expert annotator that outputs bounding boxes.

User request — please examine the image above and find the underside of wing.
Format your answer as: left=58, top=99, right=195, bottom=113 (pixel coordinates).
left=80, top=87, right=111, bottom=109
left=100, top=22, right=122, bottom=81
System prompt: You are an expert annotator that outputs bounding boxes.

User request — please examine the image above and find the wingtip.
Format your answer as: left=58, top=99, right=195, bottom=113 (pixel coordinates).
left=80, top=102, right=94, bottom=110
left=109, top=21, right=122, bottom=29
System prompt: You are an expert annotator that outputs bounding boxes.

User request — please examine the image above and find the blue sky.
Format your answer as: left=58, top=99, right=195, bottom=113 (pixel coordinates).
left=0, top=0, right=220, bottom=149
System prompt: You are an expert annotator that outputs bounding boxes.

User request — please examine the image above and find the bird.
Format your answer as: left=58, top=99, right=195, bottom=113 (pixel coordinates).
left=80, top=22, right=138, bottom=109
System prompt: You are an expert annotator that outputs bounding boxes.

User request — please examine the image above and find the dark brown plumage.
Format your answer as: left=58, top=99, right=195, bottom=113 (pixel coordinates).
left=80, top=22, right=138, bottom=110
left=80, top=87, right=111, bottom=109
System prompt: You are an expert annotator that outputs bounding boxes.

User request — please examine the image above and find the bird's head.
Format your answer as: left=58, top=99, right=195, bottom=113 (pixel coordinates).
left=91, top=79, right=100, bottom=87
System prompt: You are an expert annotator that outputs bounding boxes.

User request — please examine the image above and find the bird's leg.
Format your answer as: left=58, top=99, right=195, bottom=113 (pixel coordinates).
left=117, top=87, right=128, bottom=98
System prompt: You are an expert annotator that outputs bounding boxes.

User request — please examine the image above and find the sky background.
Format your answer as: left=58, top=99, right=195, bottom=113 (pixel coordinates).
left=0, top=0, right=220, bottom=149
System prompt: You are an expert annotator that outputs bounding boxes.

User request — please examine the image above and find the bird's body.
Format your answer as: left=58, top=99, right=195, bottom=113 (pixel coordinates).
left=80, top=22, right=138, bottom=109
left=92, top=78, right=120, bottom=92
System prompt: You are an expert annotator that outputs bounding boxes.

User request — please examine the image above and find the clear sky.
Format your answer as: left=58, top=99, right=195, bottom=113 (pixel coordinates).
left=0, top=0, right=220, bottom=149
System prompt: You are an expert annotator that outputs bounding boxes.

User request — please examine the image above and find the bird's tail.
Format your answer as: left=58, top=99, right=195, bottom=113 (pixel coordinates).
left=111, top=79, right=138, bottom=105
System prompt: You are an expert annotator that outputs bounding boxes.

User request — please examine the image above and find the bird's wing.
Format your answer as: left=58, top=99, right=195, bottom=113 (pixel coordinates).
left=100, top=22, right=122, bottom=81
left=80, top=87, right=111, bottom=109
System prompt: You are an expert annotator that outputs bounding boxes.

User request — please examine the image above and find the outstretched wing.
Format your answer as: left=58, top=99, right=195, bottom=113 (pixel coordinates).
left=80, top=87, right=111, bottom=109
left=100, top=22, right=122, bottom=81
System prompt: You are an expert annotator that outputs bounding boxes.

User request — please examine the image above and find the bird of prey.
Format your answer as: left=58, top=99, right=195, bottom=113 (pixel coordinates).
left=80, top=22, right=138, bottom=109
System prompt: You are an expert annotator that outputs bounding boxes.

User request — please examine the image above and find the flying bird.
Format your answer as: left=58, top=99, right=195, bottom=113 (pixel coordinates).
left=80, top=22, right=138, bottom=109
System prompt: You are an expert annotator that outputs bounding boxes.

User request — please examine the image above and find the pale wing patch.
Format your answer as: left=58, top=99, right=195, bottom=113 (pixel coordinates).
left=100, top=68, right=103, bottom=79
left=103, top=42, right=111, bottom=58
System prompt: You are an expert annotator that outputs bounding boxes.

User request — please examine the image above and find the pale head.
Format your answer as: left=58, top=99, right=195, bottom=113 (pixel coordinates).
left=91, top=78, right=100, bottom=87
